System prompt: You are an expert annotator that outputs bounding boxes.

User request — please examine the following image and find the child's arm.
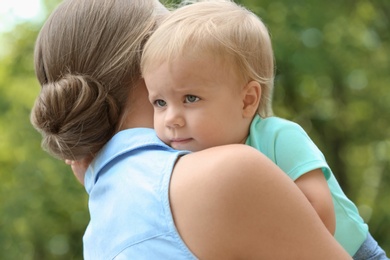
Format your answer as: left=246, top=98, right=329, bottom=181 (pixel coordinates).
left=247, top=117, right=338, bottom=235
left=294, top=168, right=336, bottom=234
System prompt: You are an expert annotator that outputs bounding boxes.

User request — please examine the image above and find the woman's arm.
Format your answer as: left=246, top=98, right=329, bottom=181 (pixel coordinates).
left=170, top=144, right=351, bottom=259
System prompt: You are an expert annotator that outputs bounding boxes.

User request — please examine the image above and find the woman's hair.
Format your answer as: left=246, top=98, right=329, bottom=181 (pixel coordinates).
left=141, top=0, right=275, bottom=118
left=31, top=0, right=164, bottom=160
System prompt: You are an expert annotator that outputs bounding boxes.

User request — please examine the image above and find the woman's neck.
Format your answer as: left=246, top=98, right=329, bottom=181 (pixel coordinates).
left=118, top=81, right=154, bottom=131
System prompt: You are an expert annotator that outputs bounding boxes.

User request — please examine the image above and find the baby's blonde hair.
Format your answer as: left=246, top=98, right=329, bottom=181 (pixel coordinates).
left=141, top=0, right=274, bottom=117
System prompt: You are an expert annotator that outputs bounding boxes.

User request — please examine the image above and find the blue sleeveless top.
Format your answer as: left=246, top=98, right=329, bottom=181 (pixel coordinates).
left=83, top=128, right=195, bottom=259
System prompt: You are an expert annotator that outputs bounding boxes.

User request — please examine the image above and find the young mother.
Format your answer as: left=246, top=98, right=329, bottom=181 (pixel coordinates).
left=31, top=0, right=351, bottom=259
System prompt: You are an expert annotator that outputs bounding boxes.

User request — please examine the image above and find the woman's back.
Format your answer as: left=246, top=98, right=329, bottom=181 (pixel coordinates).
left=83, top=128, right=194, bottom=259
left=83, top=128, right=350, bottom=259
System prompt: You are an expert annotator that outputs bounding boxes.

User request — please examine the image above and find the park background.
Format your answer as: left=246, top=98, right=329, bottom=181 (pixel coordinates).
left=0, top=0, right=389, bottom=258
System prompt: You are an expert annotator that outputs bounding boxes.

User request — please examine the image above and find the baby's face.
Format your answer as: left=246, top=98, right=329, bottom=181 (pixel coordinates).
left=144, top=56, right=250, bottom=152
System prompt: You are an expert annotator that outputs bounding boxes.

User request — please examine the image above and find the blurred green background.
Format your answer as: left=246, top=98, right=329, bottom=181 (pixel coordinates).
left=0, top=0, right=389, bottom=259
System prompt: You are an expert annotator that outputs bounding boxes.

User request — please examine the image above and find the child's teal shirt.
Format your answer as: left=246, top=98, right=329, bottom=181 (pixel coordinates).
left=246, top=115, right=368, bottom=256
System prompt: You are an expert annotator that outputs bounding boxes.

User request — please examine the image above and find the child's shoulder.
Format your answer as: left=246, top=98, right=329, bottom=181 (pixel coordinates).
left=252, top=115, right=304, bottom=133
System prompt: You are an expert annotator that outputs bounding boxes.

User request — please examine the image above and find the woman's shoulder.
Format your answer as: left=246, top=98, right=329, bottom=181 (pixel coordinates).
left=169, top=144, right=267, bottom=258
left=171, top=144, right=270, bottom=208
left=169, top=144, right=352, bottom=259
left=172, top=144, right=271, bottom=194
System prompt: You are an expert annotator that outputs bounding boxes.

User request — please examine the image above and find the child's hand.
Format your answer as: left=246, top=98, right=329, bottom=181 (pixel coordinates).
left=65, top=157, right=92, bottom=185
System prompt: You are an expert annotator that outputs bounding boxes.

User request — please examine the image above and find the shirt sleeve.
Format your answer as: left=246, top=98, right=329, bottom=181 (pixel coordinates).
left=273, top=122, right=331, bottom=181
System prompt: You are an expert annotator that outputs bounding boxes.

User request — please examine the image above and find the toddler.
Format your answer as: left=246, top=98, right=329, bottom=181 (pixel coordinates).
left=141, top=0, right=388, bottom=259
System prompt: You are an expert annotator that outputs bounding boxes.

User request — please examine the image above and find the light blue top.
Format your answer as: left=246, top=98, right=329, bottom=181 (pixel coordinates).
left=83, top=128, right=195, bottom=260
left=246, top=115, right=368, bottom=256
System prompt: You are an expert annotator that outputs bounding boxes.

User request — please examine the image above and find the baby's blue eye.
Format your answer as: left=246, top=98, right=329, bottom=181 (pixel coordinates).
left=154, top=99, right=167, bottom=107
left=185, top=95, right=199, bottom=103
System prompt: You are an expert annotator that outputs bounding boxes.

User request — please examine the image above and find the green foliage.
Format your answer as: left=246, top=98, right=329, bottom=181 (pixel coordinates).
left=0, top=0, right=389, bottom=258
left=0, top=16, right=88, bottom=260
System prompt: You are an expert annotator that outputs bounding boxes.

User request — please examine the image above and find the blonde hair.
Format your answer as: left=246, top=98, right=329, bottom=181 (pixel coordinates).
left=31, top=0, right=164, bottom=160
left=141, top=0, right=275, bottom=118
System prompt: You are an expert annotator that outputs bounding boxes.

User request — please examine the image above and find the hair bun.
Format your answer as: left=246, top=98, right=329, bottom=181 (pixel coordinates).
left=31, top=74, right=120, bottom=160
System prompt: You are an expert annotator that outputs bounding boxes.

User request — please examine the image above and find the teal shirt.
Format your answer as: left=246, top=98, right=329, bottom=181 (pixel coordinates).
left=246, top=115, right=368, bottom=256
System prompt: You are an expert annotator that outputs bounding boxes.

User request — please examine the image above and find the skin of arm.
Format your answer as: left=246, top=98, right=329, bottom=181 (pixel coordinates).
left=170, top=144, right=351, bottom=259
left=295, top=168, right=336, bottom=235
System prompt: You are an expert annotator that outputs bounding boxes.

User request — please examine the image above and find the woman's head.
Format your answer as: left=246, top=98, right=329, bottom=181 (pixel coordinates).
left=31, top=0, right=166, bottom=160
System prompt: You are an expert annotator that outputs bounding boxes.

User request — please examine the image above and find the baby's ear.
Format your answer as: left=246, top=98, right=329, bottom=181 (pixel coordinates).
left=242, top=80, right=261, bottom=118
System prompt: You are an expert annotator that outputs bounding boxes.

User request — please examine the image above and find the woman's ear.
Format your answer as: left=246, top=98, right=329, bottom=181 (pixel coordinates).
left=242, top=80, right=261, bottom=118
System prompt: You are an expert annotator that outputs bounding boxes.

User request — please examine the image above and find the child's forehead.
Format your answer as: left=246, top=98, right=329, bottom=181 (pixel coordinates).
left=146, top=50, right=245, bottom=87
left=172, top=55, right=244, bottom=90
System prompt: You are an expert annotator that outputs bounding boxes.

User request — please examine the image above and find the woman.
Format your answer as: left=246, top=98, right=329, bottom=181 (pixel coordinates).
left=31, top=0, right=351, bottom=259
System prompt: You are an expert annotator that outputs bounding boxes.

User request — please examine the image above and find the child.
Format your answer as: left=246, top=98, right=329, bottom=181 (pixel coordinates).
left=140, top=0, right=388, bottom=259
